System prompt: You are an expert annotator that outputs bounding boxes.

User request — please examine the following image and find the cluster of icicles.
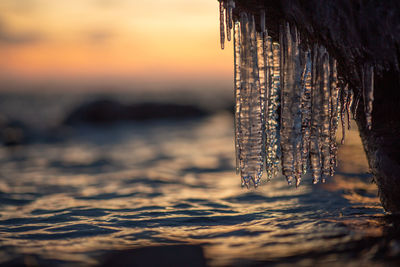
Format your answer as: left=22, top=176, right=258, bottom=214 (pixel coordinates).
left=218, top=0, right=375, bottom=187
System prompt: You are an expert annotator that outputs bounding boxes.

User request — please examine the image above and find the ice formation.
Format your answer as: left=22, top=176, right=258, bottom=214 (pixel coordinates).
left=218, top=0, right=374, bottom=187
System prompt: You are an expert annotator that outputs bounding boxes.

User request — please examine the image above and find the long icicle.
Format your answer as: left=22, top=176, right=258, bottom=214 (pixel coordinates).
left=309, top=45, right=322, bottom=184
left=340, top=84, right=349, bottom=144
left=280, top=23, right=295, bottom=185
left=362, top=64, right=374, bottom=130
left=257, top=30, right=267, bottom=182
left=300, top=50, right=312, bottom=174
left=329, top=58, right=340, bottom=175
left=265, top=41, right=281, bottom=180
left=219, top=0, right=225, bottom=49
left=237, top=12, right=264, bottom=187
left=279, top=23, right=304, bottom=186
left=234, top=21, right=241, bottom=174
left=292, top=27, right=303, bottom=187
left=320, top=48, right=331, bottom=183
left=225, top=1, right=232, bottom=42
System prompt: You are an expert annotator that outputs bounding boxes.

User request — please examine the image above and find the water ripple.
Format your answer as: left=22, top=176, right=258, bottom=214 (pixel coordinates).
left=0, top=114, right=392, bottom=266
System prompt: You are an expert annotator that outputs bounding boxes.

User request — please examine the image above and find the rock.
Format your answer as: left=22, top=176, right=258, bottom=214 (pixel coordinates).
left=234, top=0, right=400, bottom=212
left=0, top=114, right=30, bottom=146
left=63, top=99, right=209, bottom=126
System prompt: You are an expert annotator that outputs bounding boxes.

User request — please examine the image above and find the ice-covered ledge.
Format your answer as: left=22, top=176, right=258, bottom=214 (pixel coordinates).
left=220, top=0, right=400, bottom=213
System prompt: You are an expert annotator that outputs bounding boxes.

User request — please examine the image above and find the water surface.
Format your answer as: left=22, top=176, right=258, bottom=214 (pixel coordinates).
left=0, top=94, right=398, bottom=266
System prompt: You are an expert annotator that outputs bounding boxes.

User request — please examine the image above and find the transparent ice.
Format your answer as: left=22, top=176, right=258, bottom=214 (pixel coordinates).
left=219, top=0, right=374, bottom=186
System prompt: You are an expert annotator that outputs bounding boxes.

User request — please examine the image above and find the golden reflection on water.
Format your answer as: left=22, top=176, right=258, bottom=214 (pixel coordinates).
left=321, top=120, right=384, bottom=240
left=0, top=113, right=386, bottom=266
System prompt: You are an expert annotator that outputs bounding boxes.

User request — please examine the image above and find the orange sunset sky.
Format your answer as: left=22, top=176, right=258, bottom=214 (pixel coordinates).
left=0, top=0, right=233, bottom=91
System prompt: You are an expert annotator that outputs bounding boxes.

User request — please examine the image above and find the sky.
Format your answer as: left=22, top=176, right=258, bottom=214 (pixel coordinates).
left=0, top=0, right=233, bottom=91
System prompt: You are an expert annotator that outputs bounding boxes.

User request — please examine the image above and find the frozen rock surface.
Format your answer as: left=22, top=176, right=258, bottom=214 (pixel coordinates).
left=219, top=0, right=400, bottom=212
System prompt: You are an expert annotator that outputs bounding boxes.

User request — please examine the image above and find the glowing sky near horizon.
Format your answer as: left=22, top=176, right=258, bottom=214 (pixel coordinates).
left=0, top=0, right=233, bottom=89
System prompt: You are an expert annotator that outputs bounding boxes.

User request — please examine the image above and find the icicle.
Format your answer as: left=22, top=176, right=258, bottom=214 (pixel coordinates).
left=238, top=12, right=250, bottom=185
left=362, top=64, right=374, bottom=130
left=234, top=21, right=241, bottom=174
left=237, top=12, right=264, bottom=187
left=319, top=49, right=331, bottom=183
left=340, top=84, right=348, bottom=144
left=353, top=91, right=361, bottom=120
left=300, top=50, right=312, bottom=174
left=228, top=1, right=234, bottom=30
left=217, top=1, right=357, bottom=188
left=260, top=10, right=266, bottom=34
left=262, top=35, right=270, bottom=133
left=309, top=45, right=322, bottom=184
left=340, top=83, right=352, bottom=144
left=346, top=88, right=353, bottom=130
left=279, top=23, right=303, bottom=186
left=265, top=41, right=281, bottom=181
left=293, top=30, right=303, bottom=186
left=329, top=58, right=340, bottom=176
left=219, top=0, right=225, bottom=49
left=279, top=23, right=293, bottom=184
left=257, top=30, right=267, bottom=175
left=225, top=1, right=231, bottom=42
left=262, top=34, right=272, bottom=179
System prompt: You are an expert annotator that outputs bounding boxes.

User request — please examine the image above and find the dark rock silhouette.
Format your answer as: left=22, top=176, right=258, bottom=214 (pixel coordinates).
left=0, top=114, right=30, bottom=146
left=0, top=114, right=67, bottom=146
left=234, top=0, right=400, bottom=212
left=63, top=99, right=209, bottom=125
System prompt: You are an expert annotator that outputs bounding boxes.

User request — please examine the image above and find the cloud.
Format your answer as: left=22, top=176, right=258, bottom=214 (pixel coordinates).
left=0, top=29, right=42, bottom=45
left=0, top=21, right=43, bottom=45
left=85, top=29, right=115, bottom=44
left=93, top=0, right=124, bottom=8
left=4, top=0, right=37, bottom=14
